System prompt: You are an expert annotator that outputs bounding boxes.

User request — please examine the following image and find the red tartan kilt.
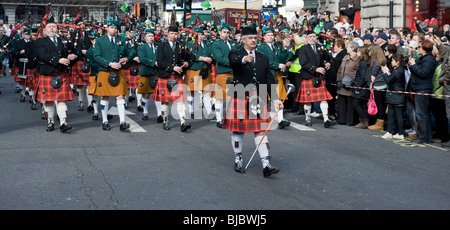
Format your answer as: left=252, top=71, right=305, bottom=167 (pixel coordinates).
left=35, top=73, right=75, bottom=102
left=24, top=68, right=36, bottom=88
left=124, top=67, right=140, bottom=88
left=14, top=67, right=25, bottom=83
left=295, top=78, right=333, bottom=103
left=222, top=95, right=272, bottom=133
left=70, top=61, right=90, bottom=85
left=32, top=72, right=41, bottom=93
left=151, top=74, right=185, bottom=103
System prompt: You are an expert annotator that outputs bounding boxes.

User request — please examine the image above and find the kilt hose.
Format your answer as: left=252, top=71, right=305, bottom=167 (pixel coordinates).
left=87, top=75, right=97, bottom=95
left=137, top=74, right=157, bottom=94
left=184, top=69, right=214, bottom=92
left=14, top=67, right=26, bottom=83
left=124, top=66, right=140, bottom=89
left=296, top=78, right=332, bottom=103
left=151, top=74, right=186, bottom=103
left=222, top=92, right=272, bottom=133
left=70, top=60, right=90, bottom=86
left=212, top=73, right=233, bottom=100
left=35, top=73, right=75, bottom=102
left=94, top=70, right=128, bottom=96
left=24, top=68, right=36, bottom=89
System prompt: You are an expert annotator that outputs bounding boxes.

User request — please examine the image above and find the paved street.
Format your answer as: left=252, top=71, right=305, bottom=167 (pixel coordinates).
left=1, top=72, right=449, bottom=211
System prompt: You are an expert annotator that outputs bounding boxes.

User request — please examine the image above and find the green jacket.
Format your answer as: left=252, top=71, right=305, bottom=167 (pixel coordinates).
left=86, top=46, right=99, bottom=77
left=137, top=42, right=157, bottom=75
left=432, top=63, right=444, bottom=99
left=211, top=39, right=238, bottom=74
left=187, top=40, right=211, bottom=70
left=93, top=35, right=132, bottom=71
left=257, top=43, right=280, bottom=75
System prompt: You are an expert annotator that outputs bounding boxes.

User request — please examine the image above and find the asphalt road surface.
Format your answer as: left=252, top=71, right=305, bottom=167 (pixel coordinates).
left=1, top=71, right=449, bottom=213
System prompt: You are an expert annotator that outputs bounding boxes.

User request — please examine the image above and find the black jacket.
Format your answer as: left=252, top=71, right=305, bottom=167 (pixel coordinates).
left=228, top=48, right=278, bottom=101
left=408, top=52, right=435, bottom=91
left=352, top=60, right=370, bottom=100
left=324, top=49, right=347, bottom=84
left=70, top=29, right=92, bottom=61
left=35, top=37, right=69, bottom=75
left=340, top=7, right=356, bottom=24
left=298, top=43, right=324, bottom=79
left=156, top=40, right=194, bottom=78
left=383, top=67, right=406, bottom=105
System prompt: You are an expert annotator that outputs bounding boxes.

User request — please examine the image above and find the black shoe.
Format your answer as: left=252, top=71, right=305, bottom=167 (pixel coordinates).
left=25, top=90, right=29, bottom=95
left=305, top=119, right=312, bottom=126
left=142, top=113, right=149, bottom=120
left=129, top=96, right=135, bottom=103
left=157, top=115, right=163, bottom=123
left=15, top=87, right=20, bottom=93
left=137, top=106, right=143, bottom=112
left=235, top=162, right=245, bottom=173
left=324, top=119, right=336, bottom=128
left=60, top=122, right=72, bottom=133
left=107, top=114, right=113, bottom=121
left=278, top=119, right=291, bottom=129
left=102, top=122, right=111, bottom=131
left=78, top=104, right=84, bottom=111
left=217, top=121, right=224, bottom=129
left=92, top=113, right=99, bottom=121
left=263, top=164, right=279, bottom=177
left=86, top=105, right=94, bottom=113
left=120, top=122, right=130, bottom=131
left=31, top=102, right=37, bottom=110
left=46, top=122, right=55, bottom=132
left=163, top=122, right=170, bottom=130
left=180, top=122, right=191, bottom=132
left=19, top=95, right=25, bottom=102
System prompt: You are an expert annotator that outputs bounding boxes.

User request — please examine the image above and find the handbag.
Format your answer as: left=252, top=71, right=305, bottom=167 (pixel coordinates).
left=341, top=75, right=354, bottom=87
left=166, top=79, right=177, bottom=92
left=50, top=75, right=62, bottom=89
left=149, top=76, right=159, bottom=88
left=108, top=73, right=120, bottom=86
left=367, top=89, right=378, bottom=115
left=312, top=75, right=322, bottom=88
left=81, top=62, right=90, bottom=73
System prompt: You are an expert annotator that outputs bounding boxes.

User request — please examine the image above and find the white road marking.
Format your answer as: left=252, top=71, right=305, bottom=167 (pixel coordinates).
left=289, top=121, right=316, bottom=131
left=108, top=106, right=147, bottom=132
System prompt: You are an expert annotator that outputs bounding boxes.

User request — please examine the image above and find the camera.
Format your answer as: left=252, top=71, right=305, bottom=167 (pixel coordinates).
left=442, top=36, right=448, bottom=42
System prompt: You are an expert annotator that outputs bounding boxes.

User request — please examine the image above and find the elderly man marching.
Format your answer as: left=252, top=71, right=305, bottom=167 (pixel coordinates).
left=35, top=17, right=77, bottom=132
left=137, top=29, right=162, bottom=122
left=69, top=17, right=92, bottom=112
left=184, top=27, right=214, bottom=119
left=257, top=27, right=291, bottom=129
left=223, top=27, right=282, bottom=177
left=153, top=25, right=194, bottom=132
left=211, top=24, right=239, bottom=128
left=93, top=20, right=133, bottom=131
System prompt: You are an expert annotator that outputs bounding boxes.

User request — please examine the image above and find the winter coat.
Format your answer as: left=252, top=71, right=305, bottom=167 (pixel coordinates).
left=352, top=60, right=370, bottom=100
left=408, top=52, right=435, bottom=91
left=383, top=66, right=406, bottom=105
left=337, top=53, right=360, bottom=96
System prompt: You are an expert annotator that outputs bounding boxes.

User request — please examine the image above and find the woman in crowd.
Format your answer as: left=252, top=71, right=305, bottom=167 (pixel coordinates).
left=367, top=45, right=388, bottom=131
left=430, top=45, right=449, bottom=143
left=336, top=41, right=360, bottom=125
left=380, top=54, right=407, bottom=139
left=352, top=46, right=371, bottom=129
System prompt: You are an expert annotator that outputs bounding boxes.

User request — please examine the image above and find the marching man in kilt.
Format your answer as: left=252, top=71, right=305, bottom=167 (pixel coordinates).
left=184, top=27, right=214, bottom=119
left=223, top=27, right=282, bottom=177
left=153, top=25, right=194, bottom=132
left=24, top=28, right=39, bottom=110
left=85, top=33, right=103, bottom=121
left=137, top=29, right=162, bottom=122
left=257, top=27, right=291, bottom=129
left=69, top=18, right=92, bottom=112
left=35, top=17, right=77, bottom=132
left=93, top=20, right=133, bottom=131
left=295, top=30, right=336, bottom=128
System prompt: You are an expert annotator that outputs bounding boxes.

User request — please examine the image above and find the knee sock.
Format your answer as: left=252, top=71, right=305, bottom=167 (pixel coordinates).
left=320, top=101, right=329, bottom=121
left=142, top=98, right=150, bottom=114
left=100, top=100, right=109, bottom=123
left=19, top=85, right=25, bottom=96
left=29, top=90, right=35, bottom=103
left=76, top=87, right=84, bottom=104
left=86, top=88, right=93, bottom=106
left=154, top=99, right=162, bottom=116
left=215, top=102, right=223, bottom=122
left=92, top=96, right=99, bottom=114
left=304, top=104, right=312, bottom=121
left=177, top=102, right=186, bottom=124
left=203, top=93, right=212, bottom=116
left=254, top=136, right=270, bottom=168
left=44, top=104, right=55, bottom=124
left=277, top=109, right=284, bottom=122
left=56, top=104, right=68, bottom=125
left=187, top=95, right=194, bottom=115
left=116, top=99, right=126, bottom=124
left=232, top=133, right=244, bottom=163
left=136, top=93, right=142, bottom=107
left=161, top=104, right=169, bottom=123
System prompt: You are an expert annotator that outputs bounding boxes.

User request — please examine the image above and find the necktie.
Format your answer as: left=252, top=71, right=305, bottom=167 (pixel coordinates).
left=171, top=42, right=175, bottom=51
left=53, top=37, right=58, bottom=46
left=111, top=37, right=114, bottom=45
left=312, top=45, right=317, bottom=54
left=250, top=51, right=255, bottom=65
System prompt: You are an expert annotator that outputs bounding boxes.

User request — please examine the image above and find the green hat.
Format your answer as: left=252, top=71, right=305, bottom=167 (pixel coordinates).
left=220, top=24, right=231, bottom=31
left=195, top=28, right=204, bottom=34
left=263, top=27, right=275, bottom=35
left=107, top=20, right=120, bottom=28
left=24, top=28, right=31, bottom=35
left=144, top=28, right=155, bottom=35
